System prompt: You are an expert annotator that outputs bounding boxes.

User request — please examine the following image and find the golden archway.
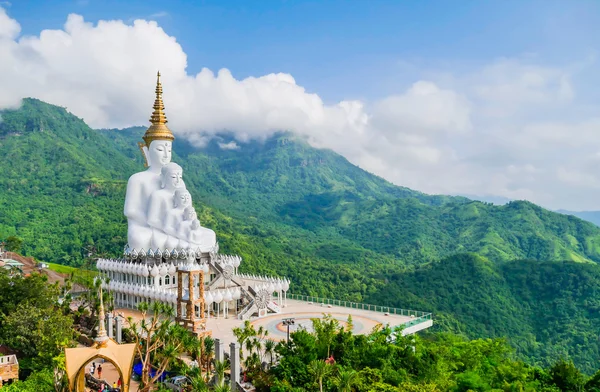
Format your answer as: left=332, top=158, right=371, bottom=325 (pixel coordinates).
left=65, top=338, right=136, bottom=392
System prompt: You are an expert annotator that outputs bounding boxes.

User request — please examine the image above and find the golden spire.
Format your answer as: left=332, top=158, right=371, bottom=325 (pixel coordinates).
left=141, top=71, right=175, bottom=147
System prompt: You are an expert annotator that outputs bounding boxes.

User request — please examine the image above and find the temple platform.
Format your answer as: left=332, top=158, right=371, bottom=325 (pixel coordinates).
left=115, top=296, right=432, bottom=347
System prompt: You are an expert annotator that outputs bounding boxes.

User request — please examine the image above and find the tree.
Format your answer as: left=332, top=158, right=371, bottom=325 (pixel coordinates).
left=265, top=339, right=276, bottom=367
left=308, top=359, right=333, bottom=392
left=125, top=301, right=191, bottom=392
left=548, top=360, right=585, bottom=392
left=0, top=269, right=60, bottom=318
left=311, top=314, right=339, bottom=358
left=186, top=334, right=214, bottom=382
left=586, top=369, right=600, bottom=392
left=183, top=365, right=209, bottom=392
left=3, top=235, right=23, bottom=252
left=335, top=367, right=358, bottom=392
left=233, top=320, right=271, bottom=372
left=214, top=359, right=229, bottom=387
left=345, top=315, right=354, bottom=333
left=1, top=369, right=55, bottom=392
left=0, top=302, right=74, bottom=371
left=213, top=384, right=232, bottom=392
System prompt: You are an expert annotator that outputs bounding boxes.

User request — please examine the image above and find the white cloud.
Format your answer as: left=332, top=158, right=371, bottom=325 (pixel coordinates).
left=0, top=7, right=19, bottom=39
left=218, top=141, right=240, bottom=150
left=149, top=11, right=169, bottom=19
left=0, top=10, right=599, bottom=210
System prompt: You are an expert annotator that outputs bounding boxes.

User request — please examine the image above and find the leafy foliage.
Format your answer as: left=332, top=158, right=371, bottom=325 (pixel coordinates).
left=369, top=253, right=600, bottom=374
left=266, top=320, right=600, bottom=392
left=0, top=269, right=74, bottom=373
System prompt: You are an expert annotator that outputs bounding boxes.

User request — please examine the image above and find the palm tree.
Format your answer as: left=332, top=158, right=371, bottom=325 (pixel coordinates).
left=183, top=365, right=208, bottom=392
left=213, top=359, right=229, bottom=387
left=308, top=359, right=333, bottom=392
left=212, top=383, right=231, bottom=392
left=264, top=339, right=276, bottom=367
left=190, top=373, right=209, bottom=392
left=335, top=368, right=358, bottom=392
left=204, top=336, right=215, bottom=380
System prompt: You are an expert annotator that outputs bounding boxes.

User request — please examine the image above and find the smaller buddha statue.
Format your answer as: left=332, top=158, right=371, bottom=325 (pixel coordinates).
left=189, top=219, right=217, bottom=251
left=176, top=206, right=197, bottom=249
left=177, top=206, right=217, bottom=251
left=163, top=189, right=192, bottom=249
left=147, top=162, right=185, bottom=249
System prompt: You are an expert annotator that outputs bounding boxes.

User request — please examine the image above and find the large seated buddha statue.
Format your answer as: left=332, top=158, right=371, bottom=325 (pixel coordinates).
left=124, top=73, right=175, bottom=251
left=124, top=72, right=217, bottom=253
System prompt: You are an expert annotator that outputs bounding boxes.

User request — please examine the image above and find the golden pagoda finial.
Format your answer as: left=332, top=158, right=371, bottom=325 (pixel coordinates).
left=140, top=70, right=175, bottom=148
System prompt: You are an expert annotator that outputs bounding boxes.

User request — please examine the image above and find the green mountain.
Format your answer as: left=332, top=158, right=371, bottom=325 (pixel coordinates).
left=369, top=253, right=600, bottom=373
left=102, top=124, right=600, bottom=266
left=3, top=98, right=600, bottom=371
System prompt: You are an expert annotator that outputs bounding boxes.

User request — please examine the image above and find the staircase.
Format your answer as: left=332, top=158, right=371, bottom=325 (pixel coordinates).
left=267, top=302, right=281, bottom=313
left=208, top=262, right=246, bottom=290
left=237, top=287, right=258, bottom=320
left=237, top=300, right=257, bottom=320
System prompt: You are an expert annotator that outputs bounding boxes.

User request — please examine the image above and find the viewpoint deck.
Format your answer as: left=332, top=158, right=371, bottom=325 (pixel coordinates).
left=116, top=296, right=432, bottom=347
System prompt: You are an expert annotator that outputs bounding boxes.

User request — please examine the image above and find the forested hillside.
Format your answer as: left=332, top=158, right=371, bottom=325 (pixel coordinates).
left=2, top=98, right=600, bottom=371
left=369, top=254, right=600, bottom=373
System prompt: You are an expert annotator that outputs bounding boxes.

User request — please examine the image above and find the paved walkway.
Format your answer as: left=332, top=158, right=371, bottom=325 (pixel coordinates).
left=249, top=299, right=413, bottom=342
left=116, top=298, right=412, bottom=347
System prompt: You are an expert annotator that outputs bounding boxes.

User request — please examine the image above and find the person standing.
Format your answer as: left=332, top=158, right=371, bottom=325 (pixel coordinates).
left=97, top=364, right=102, bottom=379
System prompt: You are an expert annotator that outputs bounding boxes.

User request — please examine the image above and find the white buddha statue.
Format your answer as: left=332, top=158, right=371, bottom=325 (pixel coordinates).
left=124, top=72, right=218, bottom=255
left=163, top=189, right=192, bottom=249
left=124, top=72, right=176, bottom=251
left=147, top=162, right=185, bottom=249
left=124, top=140, right=173, bottom=250
left=190, top=218, right=217, bottom=251
left=165, top=189, right=191, bottom=236
left=177, top=206, right=217, bottom=251
left=177, top=206, right=196, bottom=249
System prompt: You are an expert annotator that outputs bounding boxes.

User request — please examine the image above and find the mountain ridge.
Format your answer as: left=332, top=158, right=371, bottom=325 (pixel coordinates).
left=4, top=98, right=600, bottom=371
left=2, top=98, right=600, bottom=266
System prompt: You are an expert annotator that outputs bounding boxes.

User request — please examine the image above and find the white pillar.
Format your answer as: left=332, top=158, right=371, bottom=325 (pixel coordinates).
left=230, top=342, right=240, bottom=390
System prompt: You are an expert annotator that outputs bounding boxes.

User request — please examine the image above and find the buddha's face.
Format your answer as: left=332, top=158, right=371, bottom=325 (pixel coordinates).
left=192, top=219, right=200, bottom=229
left=167, top=169, right=183, bottom=189
left=148, top=140, right=172, bottom=167
left=185, top=209, right=197, bottom=221
left=174, top=190, right=191, bottom=208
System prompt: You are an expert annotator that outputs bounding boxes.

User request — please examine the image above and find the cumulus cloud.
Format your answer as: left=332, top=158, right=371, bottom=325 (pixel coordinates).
left=0, top=7, right=19, bottom=39
left=0, top=8, right=599, bottom=210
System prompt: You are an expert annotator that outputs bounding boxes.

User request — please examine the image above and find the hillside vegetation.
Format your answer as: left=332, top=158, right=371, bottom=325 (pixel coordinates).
left=2, top=98, right=600, bottom=372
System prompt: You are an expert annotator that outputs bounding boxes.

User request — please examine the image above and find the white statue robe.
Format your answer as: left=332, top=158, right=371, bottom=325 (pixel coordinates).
left=124, top=171, right=162, bottom=250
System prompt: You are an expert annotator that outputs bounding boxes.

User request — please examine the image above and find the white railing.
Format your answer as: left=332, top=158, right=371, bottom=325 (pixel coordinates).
left=287, top=293, right=432, bottom=328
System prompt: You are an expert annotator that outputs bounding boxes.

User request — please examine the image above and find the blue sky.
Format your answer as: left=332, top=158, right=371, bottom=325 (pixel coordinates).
left=2, top=1, right=600, bottom=209
left=8, top=0, right=600, bottom=103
